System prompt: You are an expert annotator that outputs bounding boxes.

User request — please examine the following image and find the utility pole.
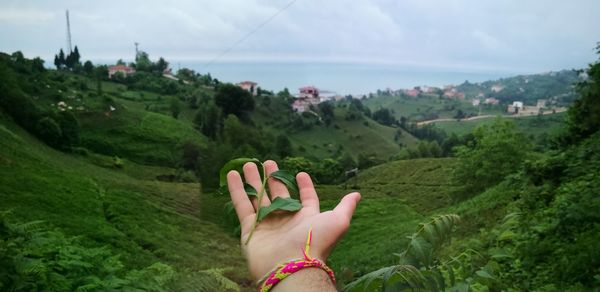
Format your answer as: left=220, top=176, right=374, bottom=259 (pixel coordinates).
left=134, top=42, right=139, bottom=61
left=65, top=10, right=72, bottom=54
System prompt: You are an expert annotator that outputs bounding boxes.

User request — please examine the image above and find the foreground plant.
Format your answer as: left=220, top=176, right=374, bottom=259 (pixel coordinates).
left=219, top=158, right=302, bottom=244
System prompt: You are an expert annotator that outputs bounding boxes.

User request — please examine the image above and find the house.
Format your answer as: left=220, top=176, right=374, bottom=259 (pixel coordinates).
left=472, top=99, right=481, bottom=107
left=299, top=86, right=319, bottom=99
left=292, top=99, right=307, bottom=113
left=537, top=99, right=547, bottom=108
left=507, top=101, right=524, bottom=114
left=443, top=88, right=465, bottom=99
left=292, top=86, right=321, bottom=113
left=405, top=88, right=420, bottom=97
left=237, top=81, right=258, bottom=96
left=491, top=84, right=504, bottom=93
left=108, top=65, right=135, bottom=78
left=319, top=90, right=337, bottom=103
left=484, top=97, right=500, bottom=105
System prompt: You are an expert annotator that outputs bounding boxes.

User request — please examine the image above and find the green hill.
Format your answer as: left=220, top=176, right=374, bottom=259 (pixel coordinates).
left=317, top=158, right=459, bottom=274
left=0, top=108, right=250, bottom=290
left=2, top=50, right=596, bottom=291
left=432, top=112, right=567, bottom=137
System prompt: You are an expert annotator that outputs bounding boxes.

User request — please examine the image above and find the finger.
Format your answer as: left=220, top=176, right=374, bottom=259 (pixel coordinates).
left=243, top=162, right=270, bottom=210
left=264, top=160, right=290, bottom=200
left=333, top=192, right=361, bottom=223
left=297, top=172, right=319, bottom=211
left=227, top=170, right=255, bottom=234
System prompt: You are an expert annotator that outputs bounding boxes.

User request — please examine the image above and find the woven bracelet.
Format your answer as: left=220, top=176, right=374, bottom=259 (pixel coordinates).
left=257, top=229, right=336, bottom=292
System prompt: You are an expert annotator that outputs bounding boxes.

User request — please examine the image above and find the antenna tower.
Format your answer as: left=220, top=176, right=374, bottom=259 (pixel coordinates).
left=65, top=10, right=73, bottom=54
left=134, top=42, right=140, bottom=61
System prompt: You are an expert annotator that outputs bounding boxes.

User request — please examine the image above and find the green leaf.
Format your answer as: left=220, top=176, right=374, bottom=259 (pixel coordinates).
left=269, top=170, right=298, bottom=195
left=257, top=197, right=302, bottom=221
left=218, top=158, right=260, bottom=188
left=476, top=269, right=494, bottom=279
left=244, top=183, right=258, bottom=197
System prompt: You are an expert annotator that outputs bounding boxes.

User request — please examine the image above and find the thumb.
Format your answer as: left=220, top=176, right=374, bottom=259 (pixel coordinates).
left=333, top=192, right=361, bottom=222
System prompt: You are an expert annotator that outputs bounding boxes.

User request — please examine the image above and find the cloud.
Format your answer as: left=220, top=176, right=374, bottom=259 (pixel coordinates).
left=0, top=8, right=55, bottom=24
left=0, top=0, right=598, bottom=73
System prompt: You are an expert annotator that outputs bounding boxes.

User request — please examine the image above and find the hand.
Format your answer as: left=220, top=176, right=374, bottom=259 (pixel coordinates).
left=227, top=160, right=361, bottom=281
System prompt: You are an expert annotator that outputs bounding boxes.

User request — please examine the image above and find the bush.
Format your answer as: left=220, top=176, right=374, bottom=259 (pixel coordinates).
left=57, top=111, right=80, bottom=148
left=0, top=212, right=175, bottom=291
left=452, top=118, right=531, bottom=200
left=35, top=117, right=63, bottom=148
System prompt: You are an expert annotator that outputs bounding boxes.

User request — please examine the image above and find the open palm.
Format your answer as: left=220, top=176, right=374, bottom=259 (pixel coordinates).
left=227, top=160, right=361, bottom=280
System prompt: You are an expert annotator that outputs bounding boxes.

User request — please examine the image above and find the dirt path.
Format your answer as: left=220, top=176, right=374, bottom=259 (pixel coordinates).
left=417, top=108, right=567, bottom=126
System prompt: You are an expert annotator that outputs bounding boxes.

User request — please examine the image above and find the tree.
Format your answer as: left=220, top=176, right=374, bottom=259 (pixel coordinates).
left=222, top=114, right=245, bottom=146
left=275, top=134, right=293, bottom=158
left=35, top=117, right=63, bottom=148
left=441, top=133, right=461, bottom=156
left=315, top=159, right=344, bottom=183
left=156, top=57, right=169, bottom=73
left=194, top=103, right=220, bottom=139
left=454, top=109, right=466, bottom=120
left=318, top=101, right=334, bottom=126
left=452, top=118, right=531, bottom=199
left=31, top=57, right=45, bottom=73
left=170, top=98, right=181, bottom=119
left=277, top=88, right=291, bottom=99
left=135, top=51, right=152, bottom=71
left=57, top=111, right=80, bottom=148
left=372, top=108, right=396, bottom=126
left=83, top=60, right=94, bottom=75
left=214, top=83, right=254, bottom=118
left=181, top=141, right=201, bottom=171
left=58, top=49, right=66, bottom=67
left=428, top=140, right=442, bottom=157
left=564, top=43, right=600, bottom=144
left=417, top=141, right=431, bottom=158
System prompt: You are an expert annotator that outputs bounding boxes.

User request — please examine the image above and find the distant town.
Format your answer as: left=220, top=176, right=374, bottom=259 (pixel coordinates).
left=106, top=58, right=572, bottom=120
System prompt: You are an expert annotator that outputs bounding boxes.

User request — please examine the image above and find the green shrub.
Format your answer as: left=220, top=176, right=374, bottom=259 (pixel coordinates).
left=35, top=117, right=63, bottom=148
left=0, top=212, right=175, bottom=291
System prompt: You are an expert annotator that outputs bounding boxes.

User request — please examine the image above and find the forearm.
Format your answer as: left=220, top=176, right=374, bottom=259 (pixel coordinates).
left=271, top=268, right=337, bottom=292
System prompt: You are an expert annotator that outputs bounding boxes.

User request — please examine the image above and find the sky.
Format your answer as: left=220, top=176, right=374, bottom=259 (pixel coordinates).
left=1, top=0, right=599, bottom=80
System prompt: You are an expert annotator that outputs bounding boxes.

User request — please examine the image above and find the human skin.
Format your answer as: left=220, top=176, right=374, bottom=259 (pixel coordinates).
left=226, top=160, right=361, bottom=291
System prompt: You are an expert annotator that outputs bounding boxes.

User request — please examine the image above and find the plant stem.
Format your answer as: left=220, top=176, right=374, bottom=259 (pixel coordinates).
left=245, top=163, right=268, bottom=245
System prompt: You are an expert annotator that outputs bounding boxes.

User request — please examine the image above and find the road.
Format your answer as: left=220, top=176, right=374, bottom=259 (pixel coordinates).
left=417, top=108, right=567, bottom=126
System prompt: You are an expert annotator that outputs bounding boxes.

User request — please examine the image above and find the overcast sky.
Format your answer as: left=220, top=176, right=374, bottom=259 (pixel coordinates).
left=1, top=0, right=599, bottom=73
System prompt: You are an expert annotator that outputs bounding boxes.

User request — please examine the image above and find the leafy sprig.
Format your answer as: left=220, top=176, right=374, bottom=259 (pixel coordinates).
left=219, top=158, right=303, bottom=244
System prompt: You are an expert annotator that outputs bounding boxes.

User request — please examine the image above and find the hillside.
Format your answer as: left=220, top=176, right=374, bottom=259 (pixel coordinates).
left=364, top=94, right=497, bottom=122
left=364, top=69, right=581, bottom=123
left=317, top=158, right=459, bottom=274
left=2, top=50, right=598, bottom=291
left=0, top=109, right=250, bottom=290
left=431, top=111, right=567, bottom=137
left=457, top=69, right=580, bottom=105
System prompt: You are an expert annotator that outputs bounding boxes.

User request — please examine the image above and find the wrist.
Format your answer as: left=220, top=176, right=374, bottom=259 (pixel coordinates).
left=271, top=268, right=336, bottom=292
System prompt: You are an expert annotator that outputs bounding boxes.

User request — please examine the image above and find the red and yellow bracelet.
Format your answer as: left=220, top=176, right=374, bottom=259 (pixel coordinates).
left=257, top=229, right=336, bottom=292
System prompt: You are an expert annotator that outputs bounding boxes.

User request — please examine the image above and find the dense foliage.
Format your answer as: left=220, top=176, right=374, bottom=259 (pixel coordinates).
left=345, top=44, right=600, bottom=291
left=452, top=118, right=531, bottom=199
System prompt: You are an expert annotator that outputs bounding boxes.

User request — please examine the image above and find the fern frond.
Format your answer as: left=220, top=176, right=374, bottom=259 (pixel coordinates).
left=344, top=264, right=428, bottom=292
left=399, top=214, right=460, bottom=268
left=200, top=268, right=240, bottom=292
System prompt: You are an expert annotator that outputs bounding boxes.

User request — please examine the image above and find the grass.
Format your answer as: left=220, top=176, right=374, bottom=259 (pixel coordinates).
left=364, top=95, right=500, bottom=121
left=251, top=99, right=418, bottom=161
left=432, top=112, right=567, bottom=137
left=0, top=109, right=250, bottom=289
left=2, top=66, right=566, bottom=289
left=314, top=158, right=459, bottom=278
left=78, top=104, right=206, bottom=166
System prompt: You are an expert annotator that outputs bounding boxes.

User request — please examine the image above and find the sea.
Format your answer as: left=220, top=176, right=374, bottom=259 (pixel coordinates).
left=181, top=61, right=522, bottom=95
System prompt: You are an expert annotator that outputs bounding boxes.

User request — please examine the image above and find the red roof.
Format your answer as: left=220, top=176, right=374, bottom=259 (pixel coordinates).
left=299, top=86, right=318, bottom=92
